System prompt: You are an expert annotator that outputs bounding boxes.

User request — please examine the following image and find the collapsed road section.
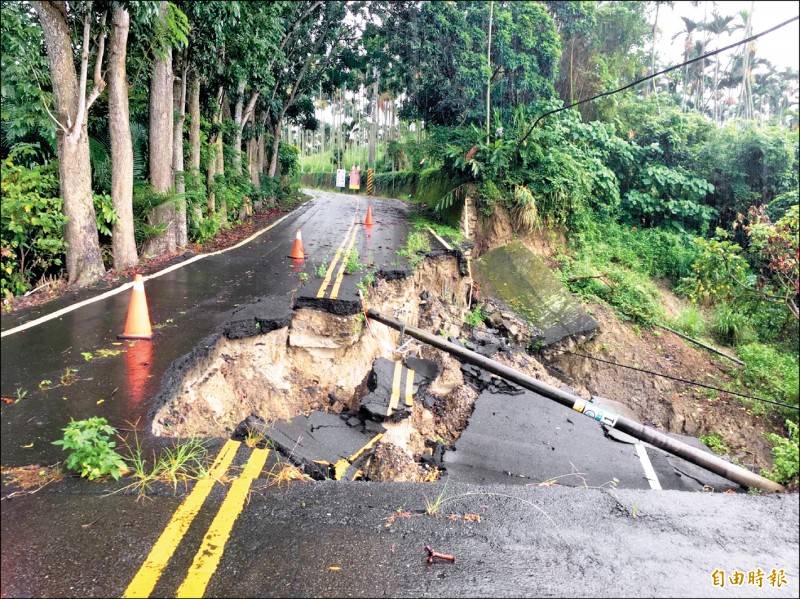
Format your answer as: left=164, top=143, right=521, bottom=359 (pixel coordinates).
left=148, top=232, right=782, bottom=492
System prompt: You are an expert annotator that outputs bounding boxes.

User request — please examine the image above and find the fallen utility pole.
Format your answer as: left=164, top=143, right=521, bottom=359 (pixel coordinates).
left=367, top=309, right=784, bottom=493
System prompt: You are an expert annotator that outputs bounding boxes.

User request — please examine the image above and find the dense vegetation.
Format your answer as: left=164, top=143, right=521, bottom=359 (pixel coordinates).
left=2, top=1, right=798, bottom=481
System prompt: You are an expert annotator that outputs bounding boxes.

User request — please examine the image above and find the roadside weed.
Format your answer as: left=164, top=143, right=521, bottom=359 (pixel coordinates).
left=315, top=262, right=328, bottom=278
left=345, top=248, right=364, bottom=274
left=52, top=417, right=128, bottom=481
left=159, top=437, right=209, bottom=492
left=464, top=305, right=487, bottom=328
left=244, top=428, right=266, bottom=449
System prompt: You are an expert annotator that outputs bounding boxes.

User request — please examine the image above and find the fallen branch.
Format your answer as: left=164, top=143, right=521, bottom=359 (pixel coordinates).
left=656, top=324, right=744, bottom=367
left=567, top=274, right=606, bottom=283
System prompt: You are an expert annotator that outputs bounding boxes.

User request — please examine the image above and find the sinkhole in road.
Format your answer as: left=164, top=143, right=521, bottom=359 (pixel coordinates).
left=150, top=253, right=499, bottom=482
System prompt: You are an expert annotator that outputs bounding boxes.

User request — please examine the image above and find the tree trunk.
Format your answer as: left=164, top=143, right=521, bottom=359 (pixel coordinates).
left=33, top=1, right=106, bottom=287
left=188, top=74, right=202, bottom=224
left=249, top=135, right=259, bottom=187
left=206, top=140, right=216, bottom=216
left=108, top=6, right=137, bottom=271
left=369, top=75, right=378, bottom=169
left=207, top=88, right=222, bottom=216
left=268, top=121, right=282, bottom=178
left=173, top=53, right=188, bottom=247
left=189, top=76, right=201, bottom=171
left=142, top=1, right=175, bottom=257
left=233, top=81, right=245, bottom=177
left=216, top=118, right=226, bottom=224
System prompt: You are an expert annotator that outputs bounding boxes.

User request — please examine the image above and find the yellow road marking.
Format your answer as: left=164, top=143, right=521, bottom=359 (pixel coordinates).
left=404, top=368, right=415, bottom=407
left=175, top=448, right=269, bottom=598
left=329, top=225, right=359, bottom=300
left=349, top=433, right=383, bottom=462
left=122, top=440, right=240, bottom=599
left=386, top=362, right=403, bottom=417
left=333, top=433, right=385, bottom=480
left=316, top=220, right=355, bottom=298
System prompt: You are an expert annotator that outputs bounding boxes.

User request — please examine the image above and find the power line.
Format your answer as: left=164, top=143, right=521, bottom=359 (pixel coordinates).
left=563, top=351, right=798, bottom=411
left=517, top=14, right=800, bottom=146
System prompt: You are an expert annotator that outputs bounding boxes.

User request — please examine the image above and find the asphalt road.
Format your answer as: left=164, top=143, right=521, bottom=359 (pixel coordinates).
left=0, top=189, right=408, bottom=468
left=1, top=189, right=798, bottom=598
left=2, top=464, right=798, bottom=597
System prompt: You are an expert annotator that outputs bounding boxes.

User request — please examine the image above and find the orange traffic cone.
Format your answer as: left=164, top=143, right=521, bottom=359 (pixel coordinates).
left=364, top=204, right=374, bottom=226
left=118, top=274, right=153, bottom=340
left=289, top=228, right=306, bottom=259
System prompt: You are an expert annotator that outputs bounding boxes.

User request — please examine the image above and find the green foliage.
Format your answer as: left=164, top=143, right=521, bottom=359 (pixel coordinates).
left=0, top=2, right=56, bottom=159
left=712, top=303, right=755, bottom=345
left=1, top=157, right=66, bottom=297
left=679, top=234, right=751, bottom=305
left=464, top=305, right=487, bottom=328
left=622, top=164, right=716, bottom=232
left=93, top=193, right=119, bottom=239
left=397, top=231, right=431, bottom=269
left=760, top=420, right=799, bottom=485
left=672, top=305, right=707, bottom=338
left=736, top=343, right=799, bottom=411
left=695, top=121, right=797, bottom=227
left=477, top=180, right=503, bottom=217
left=699, top=434, right=729, bottom=455
left=52, top=417, right=128, bottom=481
left=344, top=248, right=363, bottom=274
left=559, top=220, right=673, bottom=325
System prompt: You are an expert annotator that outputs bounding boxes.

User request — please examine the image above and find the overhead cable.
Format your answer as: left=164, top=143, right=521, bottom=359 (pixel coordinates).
left=517, top=15, right=800, bottom=145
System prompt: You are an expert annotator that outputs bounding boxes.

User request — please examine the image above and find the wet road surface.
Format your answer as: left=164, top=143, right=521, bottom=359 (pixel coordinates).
left=2, top=454, right=797, bottom=597
left=1, top=190, right=409, bottom=468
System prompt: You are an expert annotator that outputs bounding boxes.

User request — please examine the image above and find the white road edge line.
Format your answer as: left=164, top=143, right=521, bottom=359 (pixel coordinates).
left=1, top=211, right=295, bottom=339
left=427, top=227, right=452, bottom=251
left=635, top=442, right=663, bottom=491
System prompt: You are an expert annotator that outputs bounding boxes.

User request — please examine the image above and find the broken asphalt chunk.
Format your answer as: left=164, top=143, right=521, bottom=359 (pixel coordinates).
left=359, top=357, right=438, bottom=421
left=223, top=296, right=293, bottom=339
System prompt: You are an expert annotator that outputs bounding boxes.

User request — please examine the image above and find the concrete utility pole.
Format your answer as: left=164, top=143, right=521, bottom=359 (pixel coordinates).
left=367, top=309, right=785, bottom=493
left=486, top=0, right=494, bottom=143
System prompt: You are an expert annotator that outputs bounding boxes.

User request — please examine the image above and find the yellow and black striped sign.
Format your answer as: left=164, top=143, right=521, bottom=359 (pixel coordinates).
left=366, top=168, right=374, bottom=196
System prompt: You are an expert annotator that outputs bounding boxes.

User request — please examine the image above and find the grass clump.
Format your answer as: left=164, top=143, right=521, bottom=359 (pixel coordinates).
left=397, top=231, right=431, bottom=268
left=464, top=304, right=487, bottom=328
left=344, top=248, right=364, bottom=274
left=671, top=305, right=707, bottom=338
left=699, top=433, right=729, bottom=455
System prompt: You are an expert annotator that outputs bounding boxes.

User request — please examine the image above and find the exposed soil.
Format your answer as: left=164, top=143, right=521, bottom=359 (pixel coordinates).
left=3, top=206, right=288, bottom=314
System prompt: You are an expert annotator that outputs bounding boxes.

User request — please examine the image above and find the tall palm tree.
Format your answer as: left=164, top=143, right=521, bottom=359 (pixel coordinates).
left=697, top=12, right=742, bottom=122
left=671, top=16, right=699, bottom=111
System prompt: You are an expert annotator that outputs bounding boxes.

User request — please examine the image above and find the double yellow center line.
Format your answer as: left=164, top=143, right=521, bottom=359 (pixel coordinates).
left=316, top=219, right=358, bottom=300
left=123, top=440, right=268, bottom=599
left=386, top=362, right=416, bottom=417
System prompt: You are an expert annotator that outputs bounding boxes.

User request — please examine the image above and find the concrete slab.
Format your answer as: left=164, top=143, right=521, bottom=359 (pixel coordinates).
left=223, top=296, right=294, bottom=339
left=243, top=412, right=384, bottom=481
left=473, top=241, right=597, bottom=347
left=359, top=357, right=438, bottom=421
